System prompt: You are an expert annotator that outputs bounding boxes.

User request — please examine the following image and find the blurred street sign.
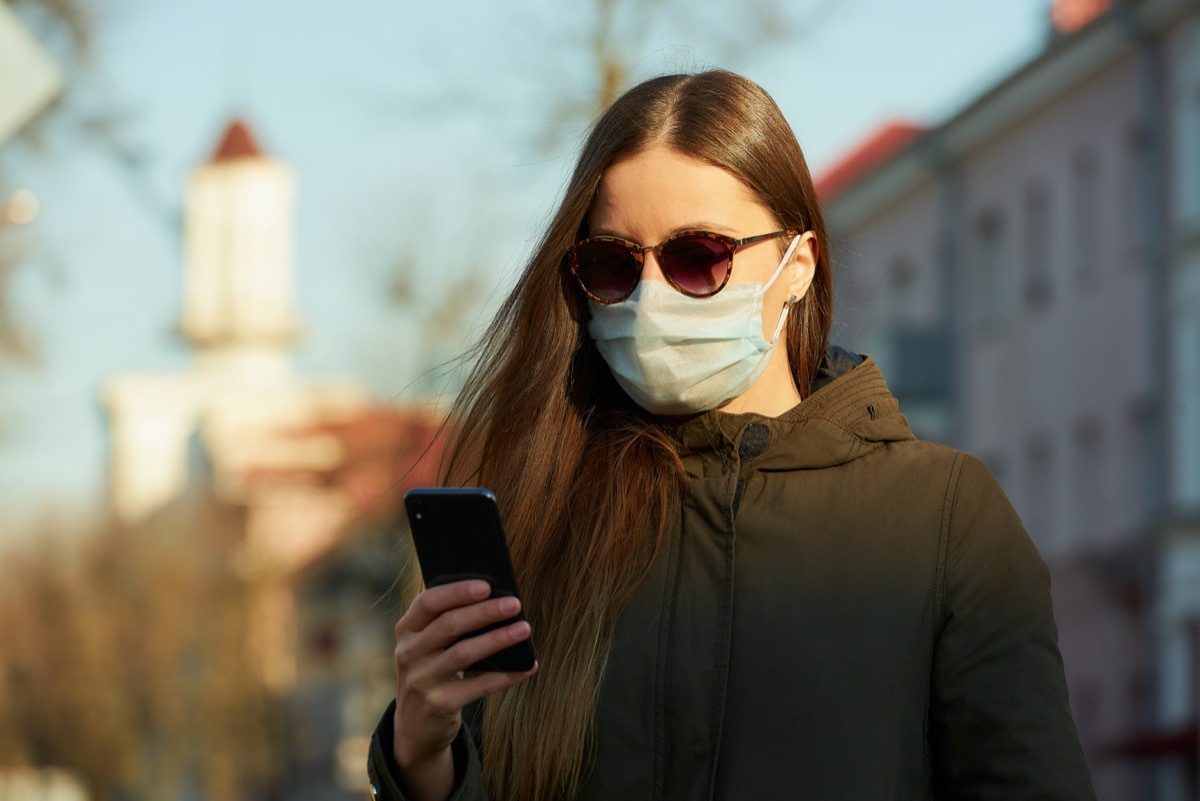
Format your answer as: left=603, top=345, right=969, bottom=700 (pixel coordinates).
left=0, top=1, right=64, bottom=145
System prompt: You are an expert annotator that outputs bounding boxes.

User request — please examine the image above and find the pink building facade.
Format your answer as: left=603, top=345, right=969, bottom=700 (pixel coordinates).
left=821, top=2, right=1200, bottom=798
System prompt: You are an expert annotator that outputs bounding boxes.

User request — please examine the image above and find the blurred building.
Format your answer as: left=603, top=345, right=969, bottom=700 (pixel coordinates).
left=0, top=768, right=87, bottom=801
left=0, top=0, right=62, bottom=145
left=818, top=0, right=1199, bottom=798
left=104, top=120, right=365, bottom=536
left=103, top=119, right=371, bottom=683
left=101, top=119, right=389, bottom=797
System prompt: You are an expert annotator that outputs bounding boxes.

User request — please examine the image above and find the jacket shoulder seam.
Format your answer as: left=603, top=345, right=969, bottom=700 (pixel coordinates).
left=935, top=451, right=969, bottom=631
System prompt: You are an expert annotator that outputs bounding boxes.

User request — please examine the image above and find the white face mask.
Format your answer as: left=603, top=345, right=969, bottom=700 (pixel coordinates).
left=587, top=235, right=801, bottom=415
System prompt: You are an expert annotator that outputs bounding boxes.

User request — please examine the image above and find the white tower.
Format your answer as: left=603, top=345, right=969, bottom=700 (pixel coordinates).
left=105, top=118, right=363, bottom=524
left=182, top=120, right=300, bottom=378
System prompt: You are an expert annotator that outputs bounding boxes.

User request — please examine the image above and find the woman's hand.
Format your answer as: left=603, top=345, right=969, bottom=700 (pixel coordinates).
left=392, top=579, right=538, bottom=801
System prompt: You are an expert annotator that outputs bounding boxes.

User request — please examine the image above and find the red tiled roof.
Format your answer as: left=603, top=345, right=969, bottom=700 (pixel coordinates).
left=1051, top=0, right=1112, bottom=34
left=211, top=119, right=263, bottom=162
left=814, top=121, right=925, bottom=203
left=247, top=406, right=447, bottom=522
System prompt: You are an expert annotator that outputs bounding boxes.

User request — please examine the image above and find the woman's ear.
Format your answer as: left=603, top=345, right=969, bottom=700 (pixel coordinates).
left=788, top=231, right=818, bottom=301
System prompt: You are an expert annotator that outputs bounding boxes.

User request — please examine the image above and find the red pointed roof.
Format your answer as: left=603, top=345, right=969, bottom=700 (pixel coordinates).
left=210, top=119, right=263, bottom=162
left=814, top=121, right=925, bottom=203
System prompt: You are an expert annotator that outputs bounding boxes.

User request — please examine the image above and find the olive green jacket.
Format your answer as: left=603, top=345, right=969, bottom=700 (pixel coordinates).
left=369, top=353, right=1096, bottom=800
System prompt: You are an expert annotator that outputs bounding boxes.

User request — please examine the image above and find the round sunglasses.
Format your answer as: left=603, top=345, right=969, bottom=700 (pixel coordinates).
left=567, top=228, right=799, bottom=304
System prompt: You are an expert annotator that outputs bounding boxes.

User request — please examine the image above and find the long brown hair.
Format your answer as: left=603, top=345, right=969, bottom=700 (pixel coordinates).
left=440, top=70, right=833, bottom=800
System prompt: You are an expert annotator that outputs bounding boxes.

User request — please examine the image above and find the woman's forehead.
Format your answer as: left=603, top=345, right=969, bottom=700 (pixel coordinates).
left=590, top=147, right=772, bottom=238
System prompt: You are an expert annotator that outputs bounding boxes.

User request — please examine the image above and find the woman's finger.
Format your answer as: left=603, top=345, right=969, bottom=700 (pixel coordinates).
left=410, top=594, right=523, bottom=654
left=399, top=580, right=492, bottom=634
left=430, top=618, right=533, bottom=677
left=425, top=660, right=540, bottom=714
left=402, top=616, right=533, bottom=698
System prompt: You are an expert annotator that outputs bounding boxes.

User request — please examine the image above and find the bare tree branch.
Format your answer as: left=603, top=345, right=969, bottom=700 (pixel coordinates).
left=1, top=1, right=184, bottom=370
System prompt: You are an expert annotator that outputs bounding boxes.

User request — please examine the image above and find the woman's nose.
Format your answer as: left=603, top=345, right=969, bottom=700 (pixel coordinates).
left=639, top=248, right=670, bottom=285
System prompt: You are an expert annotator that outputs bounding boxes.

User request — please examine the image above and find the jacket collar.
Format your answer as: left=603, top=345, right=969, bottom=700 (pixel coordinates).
left=674, top=348, right=915, bottom=474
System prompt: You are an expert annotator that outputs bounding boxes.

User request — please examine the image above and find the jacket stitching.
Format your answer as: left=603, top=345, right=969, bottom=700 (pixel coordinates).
left=705, top=475, right=739, bottom=800
left=926, top=451, right=966, bottom=798
left=652, top=507, right=683, bottom=801
left=935, top=452, right=965, bottom=631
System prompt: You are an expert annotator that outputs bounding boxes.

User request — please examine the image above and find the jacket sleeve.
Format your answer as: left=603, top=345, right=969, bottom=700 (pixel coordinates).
left=929, top=454, right=1097, bottom=800
left=367, top=700, right=488, bottom=801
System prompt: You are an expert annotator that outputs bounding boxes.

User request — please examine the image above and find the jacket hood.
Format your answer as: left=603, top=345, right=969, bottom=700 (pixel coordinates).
left=674, top=346, right=915, bottom=472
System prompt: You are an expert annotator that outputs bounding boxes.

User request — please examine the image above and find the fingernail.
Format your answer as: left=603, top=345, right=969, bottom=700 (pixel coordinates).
left=469, top=581, right=490, bottom=598
left=498, top=596, right=520, bottom=616
left=508, top=621, right=531, bottom=639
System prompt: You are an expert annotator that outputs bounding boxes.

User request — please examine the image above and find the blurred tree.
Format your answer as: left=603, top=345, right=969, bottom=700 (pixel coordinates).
left=520, top=0, right=845, bottom=167
left=1, top=0, right=178, bottom=367
left=0, top=203, right=37, bottom=362
left=541, top=0, right=822, bottom=147
left=0, top=498, right=283, bottom=800
left=0, top=0, right=83, bottom=363
left=372, top=0, right=837, bottom=396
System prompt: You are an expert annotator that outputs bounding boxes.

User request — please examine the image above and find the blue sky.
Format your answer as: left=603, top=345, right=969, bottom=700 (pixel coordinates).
left=0, top=0, right=1055, bottom=533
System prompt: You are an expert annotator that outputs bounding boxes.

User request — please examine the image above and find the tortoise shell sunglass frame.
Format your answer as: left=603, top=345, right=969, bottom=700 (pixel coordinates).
left=566, top=228, right=801, bottom=304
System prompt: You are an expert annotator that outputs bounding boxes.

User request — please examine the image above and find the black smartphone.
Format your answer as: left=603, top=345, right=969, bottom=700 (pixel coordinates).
left=403, top=487, right=536, bottom=673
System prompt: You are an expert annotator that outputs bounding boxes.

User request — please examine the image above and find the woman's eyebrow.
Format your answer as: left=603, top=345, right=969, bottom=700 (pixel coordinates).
left=671, top=221, right=739, bottom=236
left=588, top=221, right=740, bottom=241
left=588, top=226, right=632, bottom=240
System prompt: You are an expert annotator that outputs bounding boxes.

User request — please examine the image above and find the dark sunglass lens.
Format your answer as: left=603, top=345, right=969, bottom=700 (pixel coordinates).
left=574, top=240, right=639, bottom=301
left=661, top=235, right=730, bottom=295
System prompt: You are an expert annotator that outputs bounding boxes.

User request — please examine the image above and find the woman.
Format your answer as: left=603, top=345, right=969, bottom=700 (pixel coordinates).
left=367, top=70, right=1096, bottom=801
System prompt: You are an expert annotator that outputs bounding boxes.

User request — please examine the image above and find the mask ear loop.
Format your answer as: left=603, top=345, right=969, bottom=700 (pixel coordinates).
left=765, top=234, right=803, bottom=343
left=762, top=234, right=803, bottom=293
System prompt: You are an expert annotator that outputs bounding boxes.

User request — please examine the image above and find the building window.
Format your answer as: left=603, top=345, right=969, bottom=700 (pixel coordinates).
left=1175, top=54, right=1200, bottom=226
left=1072, top=679, right=1103, bottom=740
left=1121, top=119, right=1148, bottom=267
left=1188, top=84, right=1200, bottom=223
left=1122, top=395, right=1153, bottom=531
left=1071, top=148, right=1101, bottom=290
left=1175, top=301, right=1200, bottom=510
left=1072, top=415, right=1105, bottom=543
left=887, top=255, right=920, bottom=318
left=1022, top=182, right=1053, bottom=310
left=973, top=209, right=1009, bottom=332
left=1024, top=434, right=1055, bottom=549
